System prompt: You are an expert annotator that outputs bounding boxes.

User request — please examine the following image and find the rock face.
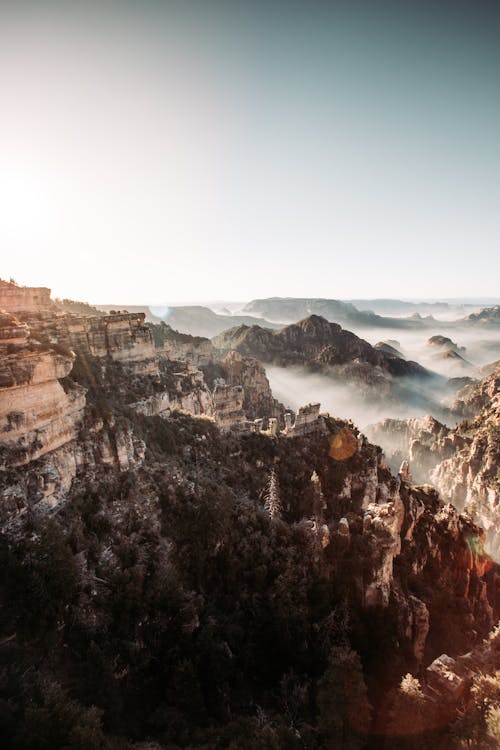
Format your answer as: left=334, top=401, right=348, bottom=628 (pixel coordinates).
left=0, top=279, right=53, bottom=315
left=283, top=403, right=326, bottom=436
left=212, top=383, right=246, bottom=431
left=427, top=335, right=466, bottom=355
left=365, top=415, right=461, bottom=482
left=0, top=313, right=85, bottom=468
left=431, top=368, right=500, bottom=557
left=450, top=364, right=500, bottom=418
left=0, top=310, right=154, bottom=517
left=374, top=341, right=405, bottom=358
left=370, top=366, right=500, bottom=558
left=149, top=322, right=215, bottom=366
left=168, top=365, right=214, bottom=417
left=32, top=312, right=160, bottom=376
left=220, top=350, right=284, bottom=421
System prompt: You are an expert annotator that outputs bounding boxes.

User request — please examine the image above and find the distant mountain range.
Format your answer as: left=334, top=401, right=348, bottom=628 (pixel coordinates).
left=241, top=297, right=438, bottom=329
left=95, top=299, right=500, bottom=340
left=345, top=298, right=478, bottom=317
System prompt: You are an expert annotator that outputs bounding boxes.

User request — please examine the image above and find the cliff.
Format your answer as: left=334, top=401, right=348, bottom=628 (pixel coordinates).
left=149, top=322, right=215, bottom=366
left=0, top=312, right=85, bottom=469
left=220, top=350, right=284, bottom=421
left=432, top=367, right=500, bottom=557
left=0, top=278, right=53, bottom=315
left=31, top=312, right=160, bottom=376
left=367, top=366, right=500, bottom=559
left=365, top=415, right=462, bottom=481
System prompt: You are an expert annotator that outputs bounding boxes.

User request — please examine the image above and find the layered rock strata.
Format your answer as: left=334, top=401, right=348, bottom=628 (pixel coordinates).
left=0, top=312, right=85, bottom=468
left=150, top=322, right=215, bottom=366
left=32, top=312, right=159, bottom=376
left=0, top=278, right=53, bottom=315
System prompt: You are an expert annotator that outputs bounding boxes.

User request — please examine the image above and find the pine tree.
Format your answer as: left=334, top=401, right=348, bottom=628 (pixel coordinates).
left=263, top=469, right=282, bottom=520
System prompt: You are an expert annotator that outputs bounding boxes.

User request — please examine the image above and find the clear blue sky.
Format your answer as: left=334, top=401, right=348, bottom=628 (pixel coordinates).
left=1, top=0, right=499, bottom=303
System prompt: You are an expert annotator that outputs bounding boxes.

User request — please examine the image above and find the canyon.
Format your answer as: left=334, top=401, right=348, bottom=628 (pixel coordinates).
left=0, top=280, right=498, bottom=749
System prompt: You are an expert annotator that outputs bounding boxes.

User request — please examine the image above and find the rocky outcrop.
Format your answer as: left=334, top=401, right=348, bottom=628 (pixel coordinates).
left=383, top=627, right=500, bottom=737
left=427, top=335, right=473, bottom=374
left=463, top=304, right=500, bottom=326
left=450, top=364, right=500, bottom=418
left=427, top=335, right=466, bottom=356
left=365, top=367, right=500, bottom=559
left=168, top=366, right=214, bottom=417
left=220, top=350, right=284, bottom=421
left=0, top=312, right=152, bottom=518
left=365, top=415, right=462, bottom=481
left=212, top=383, right=246, bottom=431
left=32, top=312, right=160, bottom=376
left=0, top=279, right=53, bottom=315
left=283, top=402, right=327, bottom=437
left=0, top=313, right=85, bottom=468
left=374, top=341, right=405, bottom=358
left=149, top=322, right=215, bottom=366
left=430, top=365, right=500, bottom=557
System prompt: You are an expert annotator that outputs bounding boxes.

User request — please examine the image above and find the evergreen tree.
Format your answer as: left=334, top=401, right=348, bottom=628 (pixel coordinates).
left=263, top=469, right=282, bottom=520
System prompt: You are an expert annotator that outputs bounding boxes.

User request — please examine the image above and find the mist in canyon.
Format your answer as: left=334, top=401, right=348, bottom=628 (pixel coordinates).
left=266, top=323, right=500, bottom=432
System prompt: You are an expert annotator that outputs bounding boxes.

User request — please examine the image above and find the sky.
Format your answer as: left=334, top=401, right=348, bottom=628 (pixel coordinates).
left=1, top=0, right=500, bottom=304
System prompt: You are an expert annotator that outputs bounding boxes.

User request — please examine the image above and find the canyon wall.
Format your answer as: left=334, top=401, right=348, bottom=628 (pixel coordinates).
left=0, top=279, right=53, bottom=315
left=0, top=312, right=85, bottom=468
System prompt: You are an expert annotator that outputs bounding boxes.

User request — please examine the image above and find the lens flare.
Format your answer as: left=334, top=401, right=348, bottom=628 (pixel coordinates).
left=149, top=305, right=171, bottom=321
left=329, top=427, right=357, bottom=461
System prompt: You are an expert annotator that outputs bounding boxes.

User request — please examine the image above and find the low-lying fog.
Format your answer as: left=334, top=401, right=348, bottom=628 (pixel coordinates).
left=356, top=326, right=500, bottom=379
left=266, top=366, right=447, bottom=431
left=266, top=325, right=500, bottom=431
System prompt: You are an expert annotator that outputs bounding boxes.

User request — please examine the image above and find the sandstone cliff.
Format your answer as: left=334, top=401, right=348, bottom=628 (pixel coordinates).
left=219, top=350, right=284, bottom=421
left=0, top=278, right=53, bottom=315
left=31, top=312, right=160, bottom=376
left=149, top=322, right=215, bottom=366
left=0, top=312, right=85, bottom=469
